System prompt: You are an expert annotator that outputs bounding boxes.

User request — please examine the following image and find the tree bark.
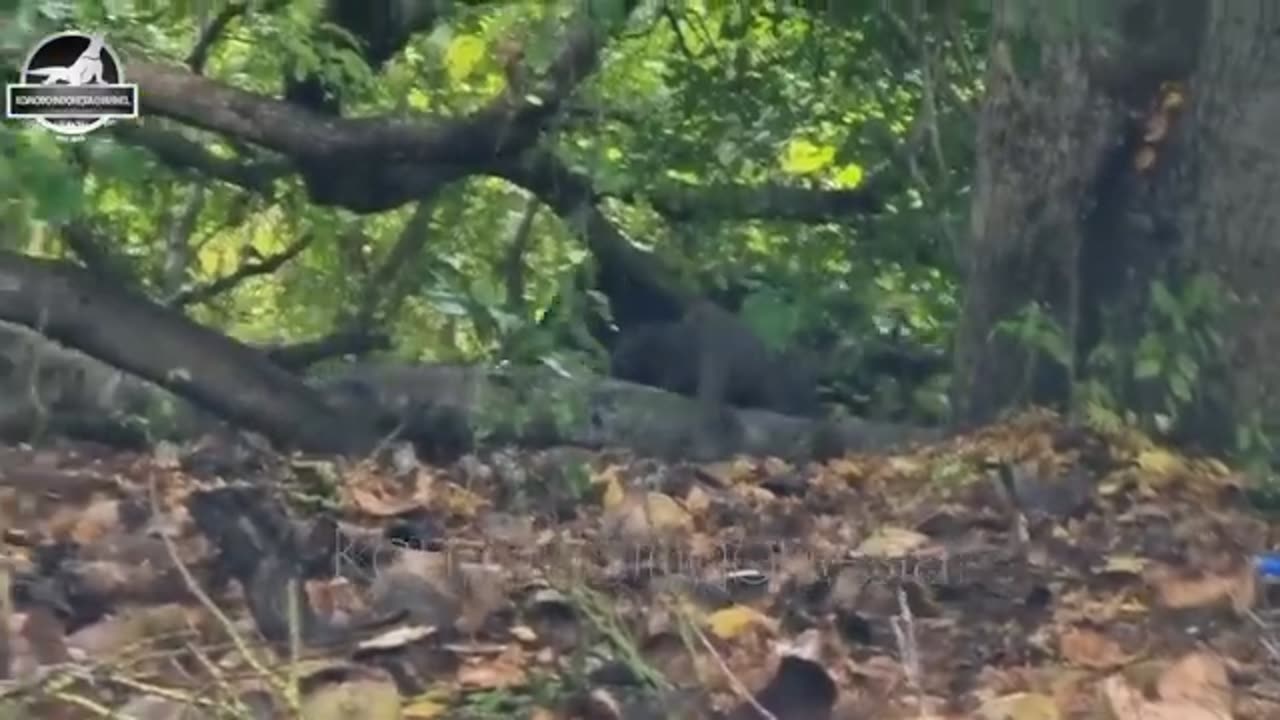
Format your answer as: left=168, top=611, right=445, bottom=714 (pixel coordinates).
left=0, top=251, right=370, bottom=453
left=0, top=253, right=932, bottom=461
left=323, top=363, right=941, bottom=462
left=950, top=0, right=1280, bottom=448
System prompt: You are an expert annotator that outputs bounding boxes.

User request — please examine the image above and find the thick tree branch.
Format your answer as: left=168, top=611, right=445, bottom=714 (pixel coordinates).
left=503, top=197, right=540, bottom=311
left=58, top=223, right=139, bottom=287
left=634, top=180, right=885, bottom=222
left=265, top=330, right=392, bottom=372
left=0, top=251, right=361, bottom=452
left=492, top=150, right=695, bottom=326
left=125, top=1, right=634, bottom=167
left=110, top=124, right=287, bottom=195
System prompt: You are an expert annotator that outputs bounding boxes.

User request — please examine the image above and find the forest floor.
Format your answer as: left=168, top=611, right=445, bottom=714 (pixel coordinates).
left=0, top=408, right=1274, bottom=719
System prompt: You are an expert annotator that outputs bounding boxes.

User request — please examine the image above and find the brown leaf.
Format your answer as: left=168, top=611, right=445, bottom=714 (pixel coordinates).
left=1058, top=626, right=1132, bottom=670
left=1146, top=563, right=1255, bottom=612
left=1156, top=652, right=1232, bottom=712
left=348, top=483, right=420, bottom=518
left=976, top=692, right=1060, bottom=720
left=1103, top=674, right=1231, bottom=720
left=298, top=665, right=402, bottom=720
left=601, top=490, right=693, bottom=543
left=854, top=527, right=929, bottom=558
left=457, top=646, right=528, bottom=690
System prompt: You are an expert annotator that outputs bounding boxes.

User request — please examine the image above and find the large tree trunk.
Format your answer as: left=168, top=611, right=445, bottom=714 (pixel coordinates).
left=954, top=0, right=1280, bottom=447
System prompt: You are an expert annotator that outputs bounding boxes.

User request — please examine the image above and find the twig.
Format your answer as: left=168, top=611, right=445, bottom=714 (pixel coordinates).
left=686, top=617, right=776, bottom=720
left=169, top=233, right=314, bottom=307
left=147, top=475, right=288, bottom=702
left=1245, top=608, right=1280, bottom=664
left=890, top=586, right=926, bottom=717
left=502, top=195, right=541, bottom=312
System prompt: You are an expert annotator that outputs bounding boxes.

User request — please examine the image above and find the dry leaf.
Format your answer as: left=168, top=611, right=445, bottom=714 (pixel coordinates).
left=299, top=667, right=402, bottom=720
left=1103, top=674, right=1231, bottom=720
left=1058, top=627, right=1132, bottom=670
left=684, top=485, right=712, bottom=515
left=457, top=650, right=528, bottom=690
left=1101, top=555, right=1146, bottom=575
left=1147, top=564, right=1255, bottom=612
left=69, top=497, right=122, bottom=544
left=601, top=475, right=626, bottom=509
left=1157, top=652, right=1231, bottom=711
left=1136, top=449, right=1185, bottom=477
left=602, top=490, right=693, bottom=542
left=706, top=605, right=775, bottom=640
left=976, top=692, right=1059, bottom=720
left=1143, top=112, right=1170, bottom=143
left=402, top=699, right=449, bottom=719
left=348, top=485, right=420, bottom=517
left=825, top=457, right=862, bottom=477
left=855, top=527, right=929, bottom=557
left=701, top=458, right=756, bottom=484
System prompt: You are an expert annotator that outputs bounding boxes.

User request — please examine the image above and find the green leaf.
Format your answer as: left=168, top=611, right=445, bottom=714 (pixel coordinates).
left=833, top=163, right=865, bottom=187
left=780, top=138, right=836, bottom=175
left=1150, top=281, right=1179, bottom=318
left=1169, top=373, right=1192, bottom=403
left=741, top=291, right=802, bottom=349
left=1038, top=331, right=1071, bottom=367
left=1175, top=354, right=1198, bottom=382
left=444, top=34, right=486, bottom=83
left=1133, top=357, right=1161, bottom=380
left=587, top=0, right=631, bottom=27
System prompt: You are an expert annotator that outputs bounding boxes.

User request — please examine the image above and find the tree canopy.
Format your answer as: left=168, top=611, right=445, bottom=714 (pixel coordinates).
left=0, top=0, right=983, bottom=425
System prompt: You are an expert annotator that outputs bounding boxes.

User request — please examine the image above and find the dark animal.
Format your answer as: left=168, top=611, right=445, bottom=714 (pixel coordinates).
left=610, top=301, right=821, bottom=458
left=318, top=377, right=474, bottom=463
left=611, top=301, right=821, bottom=416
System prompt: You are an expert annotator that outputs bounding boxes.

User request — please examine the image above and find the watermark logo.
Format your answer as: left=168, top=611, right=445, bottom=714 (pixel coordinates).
left=5, top=31, right=139, bottom=139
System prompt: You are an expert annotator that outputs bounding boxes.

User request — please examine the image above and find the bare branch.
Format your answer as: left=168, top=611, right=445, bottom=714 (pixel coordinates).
left=355, top=200, right=437, bottom=322
left=110, top=123, right=287, bottom=195
left=503, top=196, right=541, bottom=311
left=169, top=234, right=314, bottom=307
left=59, top=223, right=140, bottom=287
left=265, top=330, right=392, bottom=372
left=187, top=2, right=248, bottom=74
left=160, top=183, right=208, bottom=295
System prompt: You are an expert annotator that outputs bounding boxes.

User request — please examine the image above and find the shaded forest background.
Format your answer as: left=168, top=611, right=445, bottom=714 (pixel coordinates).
left=0, top=0, right=1276, bottom=482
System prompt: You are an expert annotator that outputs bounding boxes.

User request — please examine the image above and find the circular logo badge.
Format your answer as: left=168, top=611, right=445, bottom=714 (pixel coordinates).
left=15, top=32, right=135, bottom=136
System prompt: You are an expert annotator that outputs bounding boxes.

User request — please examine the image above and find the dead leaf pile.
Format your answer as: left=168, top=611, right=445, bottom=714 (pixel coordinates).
left=0, top=410, right=1275, bottom=718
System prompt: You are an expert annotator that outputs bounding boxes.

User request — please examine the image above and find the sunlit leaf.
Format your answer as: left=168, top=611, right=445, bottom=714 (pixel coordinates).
left=780, top=138, right=836, bottom=175
left=833, top=163, right=865, bottom=187
left=444, top=34, right=486, bottom=83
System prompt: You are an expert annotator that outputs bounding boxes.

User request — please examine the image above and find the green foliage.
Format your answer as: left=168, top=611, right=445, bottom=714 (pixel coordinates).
left=993, top=301, right=1072, bottom=371
left=0, top=0, right=983, bottom=428
left=1080, top=274, right=1226, bottom=439
left=1, top=129, right=83, bottom=231
left=991, top=273, right=1261, bottom=465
